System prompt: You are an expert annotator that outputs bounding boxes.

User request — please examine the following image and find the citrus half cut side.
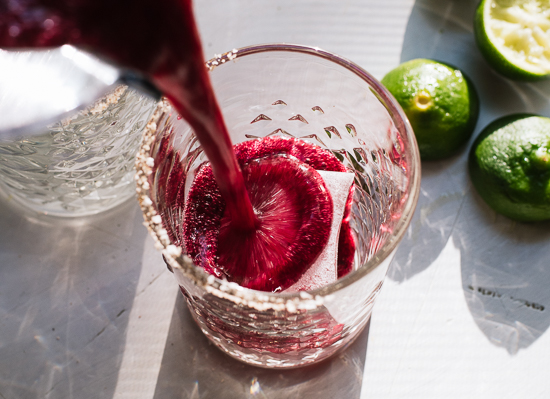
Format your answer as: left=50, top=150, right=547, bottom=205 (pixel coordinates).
left=475, top=0, right=550, bottom=81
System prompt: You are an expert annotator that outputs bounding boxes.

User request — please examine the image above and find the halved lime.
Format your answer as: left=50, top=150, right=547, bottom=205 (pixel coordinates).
left=381, top=59, right=479, bottom=160
left=475, top=0, right=550, bottom=81
left=469, top=114, right=550, bottom=222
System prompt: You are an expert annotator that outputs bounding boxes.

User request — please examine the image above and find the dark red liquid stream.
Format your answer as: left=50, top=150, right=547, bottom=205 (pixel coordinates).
left=1, top=1, right=355, bottom=288
left=1, top=0, right=256, bottom=229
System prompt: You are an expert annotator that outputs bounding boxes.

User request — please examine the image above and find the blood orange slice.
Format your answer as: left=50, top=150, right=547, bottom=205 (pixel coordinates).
left=184, top=153, right=333, bottom=291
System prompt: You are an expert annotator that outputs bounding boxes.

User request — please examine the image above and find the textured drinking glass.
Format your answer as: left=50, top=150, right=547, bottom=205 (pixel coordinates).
left=136, top=44, right=420, bottom=368
left=0, top=85, right=157, bottom=216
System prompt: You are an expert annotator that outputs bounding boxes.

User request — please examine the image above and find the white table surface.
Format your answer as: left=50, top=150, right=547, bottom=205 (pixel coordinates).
left=2, top=0, right=550, bottom=398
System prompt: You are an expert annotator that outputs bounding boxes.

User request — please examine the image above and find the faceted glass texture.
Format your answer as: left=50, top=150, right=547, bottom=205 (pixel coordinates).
left=0, top=85, right=157, bottom=216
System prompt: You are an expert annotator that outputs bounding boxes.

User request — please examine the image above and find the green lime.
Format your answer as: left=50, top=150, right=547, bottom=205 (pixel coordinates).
left=381, top=59, right=479, bottom=160
left=469, top=114, right=550, bottom=222
left=474, top=0, right=550, bottom=81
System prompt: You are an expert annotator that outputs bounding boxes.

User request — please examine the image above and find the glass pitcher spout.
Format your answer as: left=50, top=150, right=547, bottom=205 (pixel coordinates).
left=0, top=45, right=160, bottom=141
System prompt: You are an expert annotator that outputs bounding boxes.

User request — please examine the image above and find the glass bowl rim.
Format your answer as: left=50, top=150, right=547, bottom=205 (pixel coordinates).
left=135, top=43, right=421, bottom=307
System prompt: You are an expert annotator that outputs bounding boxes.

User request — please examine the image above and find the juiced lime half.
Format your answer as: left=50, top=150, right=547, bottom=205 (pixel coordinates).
left=475, top=0, right=550, bottom=81
left=469, top=114, right=550, bottom=222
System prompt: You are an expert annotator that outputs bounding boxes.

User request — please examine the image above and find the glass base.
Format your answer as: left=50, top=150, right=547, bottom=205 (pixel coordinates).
left=0, top=176, right=137, bottom=217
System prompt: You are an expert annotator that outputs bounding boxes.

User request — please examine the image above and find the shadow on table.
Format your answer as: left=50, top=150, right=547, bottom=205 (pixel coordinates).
left=387, top=155, right=468, bottom=282
left=0, top=195, right=149, bottom=399
left=388, top=0, right=550, bottom=283
left=453, top=193, right=550, bottom=355
left=391, top=0, right=550, bottom=353
left=387, top=0, right=484, bottom=283
left=153, top=294, right=370, bottom=399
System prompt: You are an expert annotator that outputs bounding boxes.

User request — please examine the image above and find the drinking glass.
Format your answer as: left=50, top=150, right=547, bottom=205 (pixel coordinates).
left=0, top=84, right=157, bottom=216
left=135, top=44, right=420, bottom=368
